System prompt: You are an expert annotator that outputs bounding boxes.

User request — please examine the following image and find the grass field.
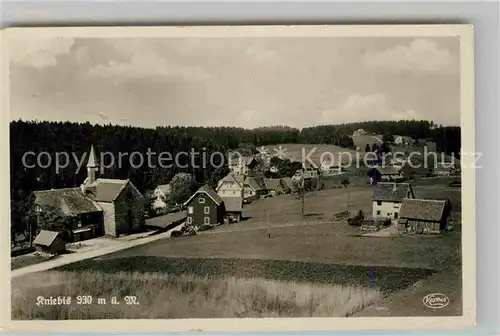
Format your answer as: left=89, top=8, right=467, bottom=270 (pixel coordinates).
left=12, top=271, right=383, bottom=319
left=12, top=180, right=462, bottom=319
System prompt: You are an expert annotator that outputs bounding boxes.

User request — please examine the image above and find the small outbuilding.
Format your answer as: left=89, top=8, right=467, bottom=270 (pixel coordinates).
left=222, top=197, right=243, bottom=223
left=398, top=198, right=452, bottom=234
left=33, top=230, right=66, bottom=255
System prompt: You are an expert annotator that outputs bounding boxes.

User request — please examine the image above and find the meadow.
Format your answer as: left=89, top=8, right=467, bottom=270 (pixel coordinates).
left=12, top=180, right=462, bottom=319
left=12, top=271, right=383, bottom=319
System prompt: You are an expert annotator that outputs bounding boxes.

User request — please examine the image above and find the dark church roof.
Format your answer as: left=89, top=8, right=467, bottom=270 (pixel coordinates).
left=34, top=188, right=102, bottom=217
left=86, top=178, right=130, bottom=202
left=373, top=183, right=413, bottom=202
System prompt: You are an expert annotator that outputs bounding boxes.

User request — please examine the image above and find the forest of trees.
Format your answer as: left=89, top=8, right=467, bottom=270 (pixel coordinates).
left=10, top=119, right=461, bottom=236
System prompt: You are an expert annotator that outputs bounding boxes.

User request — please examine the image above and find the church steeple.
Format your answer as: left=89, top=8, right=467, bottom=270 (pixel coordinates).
left=86, top=145, right=98, bottom=184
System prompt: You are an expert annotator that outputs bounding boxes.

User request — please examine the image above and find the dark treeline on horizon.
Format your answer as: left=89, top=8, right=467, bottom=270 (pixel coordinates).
left=10, top=119, right=460, bottom=234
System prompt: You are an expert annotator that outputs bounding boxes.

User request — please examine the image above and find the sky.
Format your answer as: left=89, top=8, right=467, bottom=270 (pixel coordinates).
left=9, top=36, right=461, bottom=129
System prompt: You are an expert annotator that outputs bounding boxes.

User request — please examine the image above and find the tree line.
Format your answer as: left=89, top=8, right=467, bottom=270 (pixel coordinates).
left=10, top=119, right=460, bottom=236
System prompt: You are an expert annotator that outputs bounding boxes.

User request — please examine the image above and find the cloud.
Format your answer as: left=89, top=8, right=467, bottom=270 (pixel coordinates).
left=362, top=38, right=457, bottom=74
left=87, top=51, right=210, bottom=82
left=317, top=94, right=423, bottom=124
left=9, top=38, right=74, bottom=69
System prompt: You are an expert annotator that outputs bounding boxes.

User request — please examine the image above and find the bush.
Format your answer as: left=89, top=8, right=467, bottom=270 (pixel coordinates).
left=171, top=230, right=183, bottom=238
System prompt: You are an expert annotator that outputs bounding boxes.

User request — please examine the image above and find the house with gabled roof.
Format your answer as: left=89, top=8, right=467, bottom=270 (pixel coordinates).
left=243, top=175, right=267, bottom=203
left=34, top=145, right=145, bottom=241
left=398, top=198, right=452, bottom=234
left=372, top=182, right=415, bottom=222
left=264, top=178, right=285, bottom=196
left=216, top=173, right=244, bottom=199
left=33, top=230, right=66, bottom=255
left=184, top=184, right=225, bottom=228
left=228, top=154, right=259, bottom=176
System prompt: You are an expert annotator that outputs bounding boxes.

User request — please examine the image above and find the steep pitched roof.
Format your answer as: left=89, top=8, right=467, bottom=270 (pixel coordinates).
left=373, top=183, right=413, bottom=202
left=86, top=145, right=98, bottom=168
left=184, top=184, right=223, bottom=206
left=264, top=178, right=282, bottom=191
left=399, top=198, right=451, bottom=222
left=228, top=155, right=257, bottom=167
left=87, top=178, right=129, bottom=202
left=245, top=176, right=266, bottom=191
left=156, top=184, right=172, bottom=194
left=34, top=188, right=102, bottom=216
left=221, top=197, right=243, bottom=212
left=217, top=173, right=244, bottom=190
left=33, top=230, right=60, bottom=246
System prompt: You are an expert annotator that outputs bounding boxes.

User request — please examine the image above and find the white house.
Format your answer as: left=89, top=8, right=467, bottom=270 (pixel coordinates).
left=372, top=182, right=415, bottom=223
left=216, top=173, right=244, bottom=198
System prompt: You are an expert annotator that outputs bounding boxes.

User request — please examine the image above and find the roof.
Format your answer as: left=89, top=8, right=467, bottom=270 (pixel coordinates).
left=222, top=197, right=243, bottom=212
left=156, top=184, right=172, bottom=194
left=373, top=183, right=413, bottom=202
left=399, top=198, right=450, bottom=222
left=281, top=177, right=294, bottom=190
left=245, top=176, right=266, bottom=191
left=374, top=166, right=401, bottom=175
left=184, top=184, right=223, bottom=206
left=146, top=211, right=186, bottom=229
left=34, top=188, right=102, bottom=216
left=228, top=155, right=257, bottom=167
left=87, top=178, right=130, bottom=202
left=217, top=173, right=244, bottom=190
left=33, top=230, right=60, bottom=246
left=264, top=178, right=282, bottom=190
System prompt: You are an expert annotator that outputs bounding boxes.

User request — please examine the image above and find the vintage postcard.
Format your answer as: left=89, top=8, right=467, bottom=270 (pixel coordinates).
left=1, top=25, right=475, bottom=332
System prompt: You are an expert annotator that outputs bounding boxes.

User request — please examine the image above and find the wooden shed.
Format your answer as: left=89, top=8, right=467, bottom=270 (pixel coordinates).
left=398, top=198, right=452, bottom=234
left=33, top=230, right=66, bottom=255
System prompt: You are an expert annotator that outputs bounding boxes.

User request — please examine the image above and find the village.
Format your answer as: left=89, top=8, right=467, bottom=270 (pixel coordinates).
left=11, top=129, right=461, bottom=270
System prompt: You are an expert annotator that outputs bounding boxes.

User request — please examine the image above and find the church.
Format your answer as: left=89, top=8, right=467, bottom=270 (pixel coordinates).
left=33, top=146, right=146, bottom=242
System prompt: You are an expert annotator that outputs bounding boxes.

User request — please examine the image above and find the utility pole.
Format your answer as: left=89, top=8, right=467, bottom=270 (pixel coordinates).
left=267, top=211, right=271, bottom=238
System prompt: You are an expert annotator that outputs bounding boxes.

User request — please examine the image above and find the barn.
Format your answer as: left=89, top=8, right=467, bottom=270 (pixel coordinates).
left=33, top=230, right=66, bottom=255
left=398, top=198, right=452, bottom=234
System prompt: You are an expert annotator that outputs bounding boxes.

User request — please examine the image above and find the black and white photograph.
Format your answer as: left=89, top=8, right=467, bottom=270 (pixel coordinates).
left=2, top=25, right=475, bottom=332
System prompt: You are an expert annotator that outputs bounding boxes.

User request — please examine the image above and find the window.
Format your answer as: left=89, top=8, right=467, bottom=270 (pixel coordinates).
left=204, top=217, right=210, bottom=225
left=204, top=206, right=210, bottom=214
left=232, top=190, right=236, bottom=194
left=394, top=212, right=399, bottom=219
left=188, top=206, right=194, bottom=214
left=198, top=197, right=205, bottom=204
left=377, top=201, right=382, bottom=206
left=186, top=217, right=192, bottom=224
left=376, top=210, right=381, bottom=215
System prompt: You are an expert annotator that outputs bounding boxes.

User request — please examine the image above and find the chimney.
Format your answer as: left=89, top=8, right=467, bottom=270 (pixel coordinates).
left=86, top=145, right=98, bottom=185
